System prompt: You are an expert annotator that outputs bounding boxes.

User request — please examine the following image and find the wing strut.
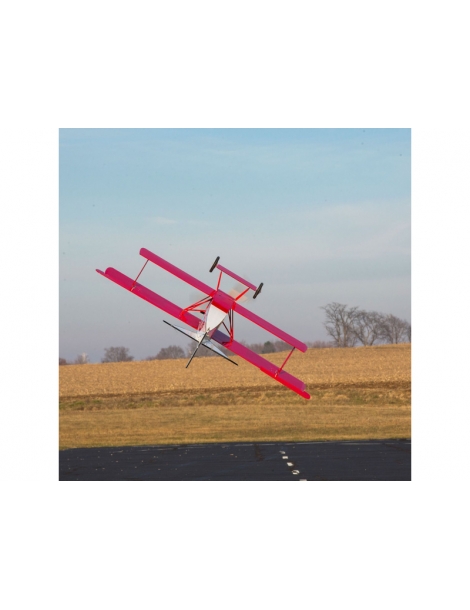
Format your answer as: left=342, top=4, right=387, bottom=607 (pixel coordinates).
left=274, top=346, right=295, bottom=378
left=130, top=259, right=149, bottom=291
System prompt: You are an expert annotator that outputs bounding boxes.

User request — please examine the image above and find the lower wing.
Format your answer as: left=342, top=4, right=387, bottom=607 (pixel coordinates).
left=97, top=267, right=201, bottom=330
left=211, top=329, right=310, bottom=399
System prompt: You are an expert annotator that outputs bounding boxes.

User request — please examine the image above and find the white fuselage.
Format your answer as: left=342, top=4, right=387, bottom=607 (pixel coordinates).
left=197, top=302, right=227, bottom=339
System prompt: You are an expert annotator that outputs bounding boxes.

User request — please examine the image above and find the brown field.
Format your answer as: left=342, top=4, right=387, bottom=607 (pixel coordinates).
left=59, top=343, right=411, bottom=449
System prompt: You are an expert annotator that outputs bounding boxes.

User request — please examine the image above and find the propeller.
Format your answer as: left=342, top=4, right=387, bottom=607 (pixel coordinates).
left=228, top=282, right=249, bottom=304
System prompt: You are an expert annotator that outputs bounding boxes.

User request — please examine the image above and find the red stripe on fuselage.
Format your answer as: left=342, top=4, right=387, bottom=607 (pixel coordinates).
left=211, top=289, right=234, bottom=313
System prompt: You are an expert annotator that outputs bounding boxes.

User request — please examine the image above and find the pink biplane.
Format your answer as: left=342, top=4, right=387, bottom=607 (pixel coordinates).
left=97, top=248, right=310, bottom=399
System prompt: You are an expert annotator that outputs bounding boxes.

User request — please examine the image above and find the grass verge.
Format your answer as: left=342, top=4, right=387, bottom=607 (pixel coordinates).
left=59, top=383, right=411, bottom=449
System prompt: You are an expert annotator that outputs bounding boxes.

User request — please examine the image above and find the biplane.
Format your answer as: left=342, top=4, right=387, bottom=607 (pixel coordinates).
left=97, top=248, right=310, bottom=399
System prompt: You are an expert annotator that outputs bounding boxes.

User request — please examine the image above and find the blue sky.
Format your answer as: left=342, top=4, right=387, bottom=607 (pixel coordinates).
left=59, top=128, right=410, bottom=362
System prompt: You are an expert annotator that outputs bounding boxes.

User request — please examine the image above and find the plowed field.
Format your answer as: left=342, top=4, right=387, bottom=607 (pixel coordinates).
left=59, top=344, right=411, bottom=449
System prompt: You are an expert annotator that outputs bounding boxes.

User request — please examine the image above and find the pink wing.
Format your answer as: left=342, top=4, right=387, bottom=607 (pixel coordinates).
left=140, top=248, right=214, bottom=296
left=96, top=268, right=201, bottom=330
left=233, top=302, right=307, bottom=352
left=211, top=329, right=310, bottom=399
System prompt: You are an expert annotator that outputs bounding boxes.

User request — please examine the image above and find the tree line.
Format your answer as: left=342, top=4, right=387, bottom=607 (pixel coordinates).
left=59, top=340, right=317, bottom=365
left=322, top=302, right=410, bottom=347
left=59, top=303, right=410, bottom=364
left=145, top=339, right=300, bottom=361
left=59, top=346, right=134, bottom=365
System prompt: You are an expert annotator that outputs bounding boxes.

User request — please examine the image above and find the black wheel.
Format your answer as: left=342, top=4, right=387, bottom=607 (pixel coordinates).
left=209, top=256, right=220, bottom=272
left=253, top=282, right=263, bottom=299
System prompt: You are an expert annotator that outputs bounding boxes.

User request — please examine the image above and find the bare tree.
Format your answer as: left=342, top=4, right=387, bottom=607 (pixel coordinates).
left=261, top=341, right=276, bottom=354
left=306, top=341, right=335, bottom=348
left=406, top=322, right=411, bottom=342
left=74, top=353, right=89, bottom=364
left=101, top=347, right=134, bottom=363
left=273, top=340, right=291, bottom=352
left=379, top=315, right=410, bottom=344
left=148, top=345, right=185, bottom=360
left=59, top=357, right=68, bottom=365
left=236, top=340, right=293, bottom=354
left=244, top=342, right=263, bottom=354
left=351, top=310, right=385, bottom=346
left=322, top=303, right=358, bottom=347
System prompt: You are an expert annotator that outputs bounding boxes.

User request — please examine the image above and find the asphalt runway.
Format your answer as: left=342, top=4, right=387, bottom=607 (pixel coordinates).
left=59, top=439, right=411, bottom=481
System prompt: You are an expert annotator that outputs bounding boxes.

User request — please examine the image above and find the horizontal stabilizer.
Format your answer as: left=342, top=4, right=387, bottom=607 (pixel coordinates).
left=163, top=321, right=202, bottom=342
left=163, top=321, right=238, bottom=366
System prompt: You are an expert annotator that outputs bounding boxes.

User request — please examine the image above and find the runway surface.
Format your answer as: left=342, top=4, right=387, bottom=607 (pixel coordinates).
left=59, top=439, right=411, bottom=481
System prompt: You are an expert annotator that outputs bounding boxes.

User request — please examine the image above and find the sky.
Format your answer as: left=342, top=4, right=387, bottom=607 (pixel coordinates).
left=59, top=128, right=411, bottom=363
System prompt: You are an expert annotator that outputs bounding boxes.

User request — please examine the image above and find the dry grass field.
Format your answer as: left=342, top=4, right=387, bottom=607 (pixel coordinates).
left=59, top=343, right=411, bottom=449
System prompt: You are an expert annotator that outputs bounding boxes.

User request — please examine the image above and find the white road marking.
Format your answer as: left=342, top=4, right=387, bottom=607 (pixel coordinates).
left=292, top=470, right=299, bottom=475
left=287, top=462, right=293, bottom=466
left=282, top=456, right=289, bottom=460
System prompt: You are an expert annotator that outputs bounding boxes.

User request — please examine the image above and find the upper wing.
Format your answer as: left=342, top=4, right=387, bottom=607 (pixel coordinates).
left=233, top=302, right=307, bottom=352
left=211, top=328, right=310, bottom=399
left=96, top=267, right=201, bottom=330
left=140, top=248, right=214, bottom=296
